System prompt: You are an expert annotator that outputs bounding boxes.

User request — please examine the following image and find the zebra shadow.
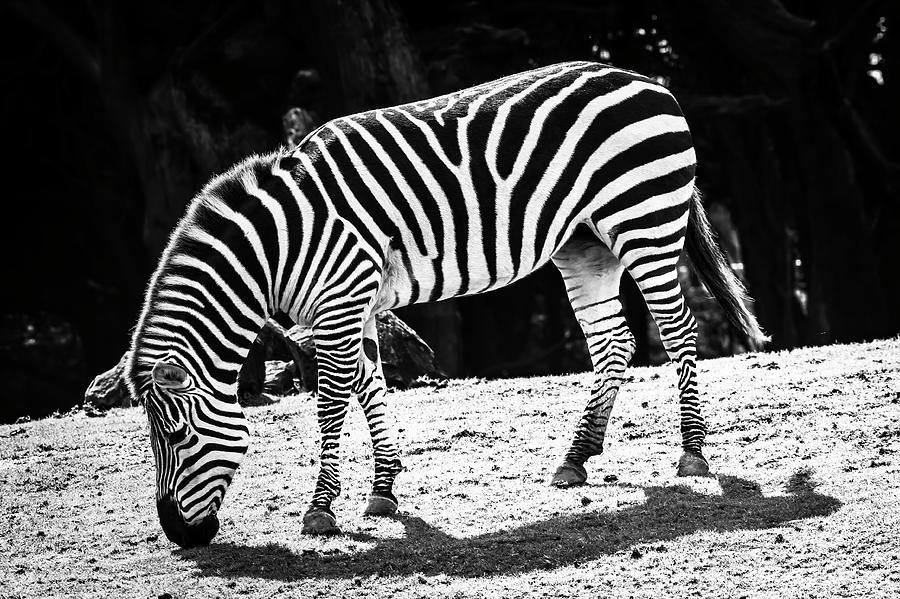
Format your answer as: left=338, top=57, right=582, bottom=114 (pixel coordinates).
left=178, top=472, right=840, bottom=580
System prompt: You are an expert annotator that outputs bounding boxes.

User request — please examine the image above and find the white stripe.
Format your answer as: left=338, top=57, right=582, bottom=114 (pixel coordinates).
left=521, top=81, right=676, bottom=267
left=159, top=275, right=259, bottom=342
left=153, top=301, right=246, bottom=356
left=344, top=117, right=439, bottom=258
left=546, top=146, right=696, bottom=260
left=242, top=171, right=290, bottom=308
left=169, top=254, right=266, bottom=328
left=183, top=227, right=269, bottom=313
left=374, top=111, right=461, bottom=292
left=489, top=67, right=613, bottom=277
left=602, top=179, right=695, bottom=231
left=611, top=206, right=690, bottom=255
left=203, top=194, right=274, bottom=309
left=272, top=162, right=316, bottom=315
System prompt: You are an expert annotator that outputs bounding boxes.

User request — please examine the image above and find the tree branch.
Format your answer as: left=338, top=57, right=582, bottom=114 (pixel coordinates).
left=821, top=0, right=883, bottom=53
left=9, top=0, right=101, bottom=84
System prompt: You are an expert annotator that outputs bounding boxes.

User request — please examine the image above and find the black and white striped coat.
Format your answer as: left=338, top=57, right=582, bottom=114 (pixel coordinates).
left=126, top=61, right=766, bottom=546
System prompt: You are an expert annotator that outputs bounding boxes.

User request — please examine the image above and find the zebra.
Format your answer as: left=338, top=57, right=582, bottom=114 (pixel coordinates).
left=125, top=61, right=767, bottom=547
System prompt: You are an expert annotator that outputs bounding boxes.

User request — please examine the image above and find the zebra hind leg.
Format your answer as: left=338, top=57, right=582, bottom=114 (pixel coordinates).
left=354, top=316, right=403, bottom=516
left=618, top=249, right=710, bottom=477
left=550, top=232, right=635, bottom=487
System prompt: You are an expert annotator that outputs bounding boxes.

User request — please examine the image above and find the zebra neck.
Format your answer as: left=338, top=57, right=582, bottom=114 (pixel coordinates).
left=134, top=242, right=271, bottom=396
left=132, top=151, right=335, bottom=397
left=132, top=204, right=280, bottom=397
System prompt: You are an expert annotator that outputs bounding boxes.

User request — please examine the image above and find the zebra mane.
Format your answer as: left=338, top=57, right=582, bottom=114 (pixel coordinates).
left=197, top=150, right=285, bottom=209
left=125, top=150, right=284, bottom=399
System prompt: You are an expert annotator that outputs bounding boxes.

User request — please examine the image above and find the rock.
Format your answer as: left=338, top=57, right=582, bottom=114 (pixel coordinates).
left=238, top=320, right=308, bottom=404
left=281, top=324, right=316, bottom=391
left=283, top=107, right=318, bottom=147
left=84, top=352, right=132, bottom=409
left=375, top=311, right=445, bottom=389
left=263, top=360, right=299, bottom=396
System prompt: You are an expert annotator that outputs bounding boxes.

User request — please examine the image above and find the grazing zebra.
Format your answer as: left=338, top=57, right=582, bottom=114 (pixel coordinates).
left=125, top=61, right=766, bottom=547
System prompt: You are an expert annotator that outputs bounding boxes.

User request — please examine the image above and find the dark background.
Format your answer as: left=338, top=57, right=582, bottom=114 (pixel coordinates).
left=1, top=0, right=897, bottom=422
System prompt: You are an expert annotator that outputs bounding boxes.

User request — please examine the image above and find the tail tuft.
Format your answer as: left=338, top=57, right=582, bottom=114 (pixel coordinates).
left=685, top=188, right=769, bottom=347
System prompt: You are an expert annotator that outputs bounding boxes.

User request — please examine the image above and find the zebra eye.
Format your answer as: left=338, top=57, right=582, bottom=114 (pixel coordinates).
left=152, top=361, right=191, bottom=390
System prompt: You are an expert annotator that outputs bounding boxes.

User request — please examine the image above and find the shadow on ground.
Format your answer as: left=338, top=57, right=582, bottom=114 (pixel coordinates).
left=178, top=472, right=840, bottom=580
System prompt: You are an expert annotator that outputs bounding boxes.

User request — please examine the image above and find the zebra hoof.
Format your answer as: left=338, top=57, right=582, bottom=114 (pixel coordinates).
left=363, top=493, right=398, bottom=517
left=676, top=451, right=710, bottom=477
left=550, top=462, right=587, bottom=487
left=301, top=508, right=340, bottom=535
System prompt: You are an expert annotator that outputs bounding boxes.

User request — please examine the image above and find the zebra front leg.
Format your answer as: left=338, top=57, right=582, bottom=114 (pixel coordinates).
left=354, top=316, right=403, bottom=516
left=550, top=235, right=635, bottom=487
left=301, top=327, right=361, bottom=535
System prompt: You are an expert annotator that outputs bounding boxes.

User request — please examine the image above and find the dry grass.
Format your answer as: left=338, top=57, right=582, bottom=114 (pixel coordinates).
left=2, top=338, right=899, bottom=598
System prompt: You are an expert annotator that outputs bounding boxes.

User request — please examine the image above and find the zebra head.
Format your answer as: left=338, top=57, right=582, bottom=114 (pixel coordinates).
left=141, top=358, right=250, bottom=548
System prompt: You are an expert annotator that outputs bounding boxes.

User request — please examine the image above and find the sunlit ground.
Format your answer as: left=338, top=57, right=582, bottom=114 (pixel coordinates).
left=1, top=338, right=898, bottom=598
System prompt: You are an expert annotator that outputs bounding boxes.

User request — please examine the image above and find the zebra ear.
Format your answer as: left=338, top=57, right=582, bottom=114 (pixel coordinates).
left=152, top=361, right=190, bottom=390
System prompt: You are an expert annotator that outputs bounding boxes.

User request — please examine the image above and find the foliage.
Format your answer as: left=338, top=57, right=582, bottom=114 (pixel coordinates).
left=1, top=0, right=896, bottom=396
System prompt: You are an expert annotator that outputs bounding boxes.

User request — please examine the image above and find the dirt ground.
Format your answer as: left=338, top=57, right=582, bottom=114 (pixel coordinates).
left=2, top=338, right=899, bottom=599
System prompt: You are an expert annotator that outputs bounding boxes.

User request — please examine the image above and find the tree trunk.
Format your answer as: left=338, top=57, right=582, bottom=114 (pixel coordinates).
left=302, top=0, right=430, bottom=116
left=677, top=0, right=900, bottom=346
left=712, top=114, right=802, bottom=349
left=785, top=87, right=892, bottom=343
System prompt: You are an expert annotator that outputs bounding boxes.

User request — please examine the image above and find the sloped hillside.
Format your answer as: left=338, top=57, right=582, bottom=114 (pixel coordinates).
left=1, top=338, right=898, bottom=599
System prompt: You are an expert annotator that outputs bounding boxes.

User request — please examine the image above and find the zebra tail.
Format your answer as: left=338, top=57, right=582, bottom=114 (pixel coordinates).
left=684, top=187, right=770, bottom=346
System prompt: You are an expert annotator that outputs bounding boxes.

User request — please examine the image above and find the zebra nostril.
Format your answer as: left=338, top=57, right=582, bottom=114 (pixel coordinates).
left=193, top=512, right=219, bottom=545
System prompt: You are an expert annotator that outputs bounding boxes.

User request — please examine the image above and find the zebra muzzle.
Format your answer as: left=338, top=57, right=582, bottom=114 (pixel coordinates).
left=156, top=496, right=219, bottom=548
